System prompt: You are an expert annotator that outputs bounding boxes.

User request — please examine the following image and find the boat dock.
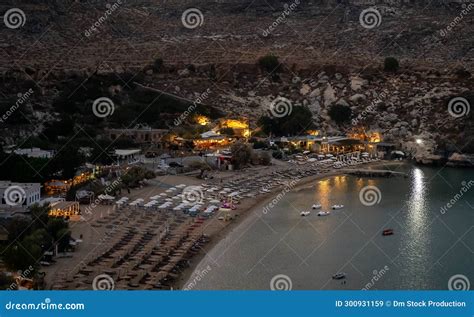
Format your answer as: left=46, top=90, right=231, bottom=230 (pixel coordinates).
left=342, top=169, right=408, bottom=178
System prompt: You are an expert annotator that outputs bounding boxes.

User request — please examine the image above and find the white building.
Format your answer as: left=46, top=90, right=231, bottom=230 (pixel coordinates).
left=0, top=181, right=41, bottom=207
left=7, top=148, right=54, bottom=159
left=114, top=149, right=141, bottom=165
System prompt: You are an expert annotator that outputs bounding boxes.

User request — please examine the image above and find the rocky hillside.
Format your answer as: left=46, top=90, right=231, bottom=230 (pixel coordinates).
left=0, top=0, right=473, bottom=156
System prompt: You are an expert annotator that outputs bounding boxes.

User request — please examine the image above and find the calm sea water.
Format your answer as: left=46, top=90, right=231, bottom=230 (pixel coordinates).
left=186, top=164, right=474, bottom=290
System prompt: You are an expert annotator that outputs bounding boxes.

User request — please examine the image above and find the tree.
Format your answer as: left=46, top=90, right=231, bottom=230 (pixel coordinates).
left=152, top=58, right=163, bottom=72
left=328, top=104, right=352, bottom=125
left=260, top=152, right=272, bottom=165
left=189, top=161, right=211, bottom=178
left=219, top=127, right=235, bottom=136
left=231, top=142, right=253, bottom=169
left=258, top=106, right=315, bottom=136
left=258, top=54, right=281, bottom=73
left=384, top=57, right=399, bottom=72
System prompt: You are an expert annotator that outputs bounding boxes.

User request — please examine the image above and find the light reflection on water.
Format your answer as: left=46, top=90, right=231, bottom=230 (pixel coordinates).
left=186, top=164, right=474, bottom=290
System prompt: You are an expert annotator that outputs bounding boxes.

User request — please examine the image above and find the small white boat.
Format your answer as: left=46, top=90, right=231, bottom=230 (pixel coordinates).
left=331, top=204, right=344, bottom=210
left=312, top=204, right=322, bottom=209
left=300, top=211, right=311, bottom=217
left=318, top=211, right=330, bottom=216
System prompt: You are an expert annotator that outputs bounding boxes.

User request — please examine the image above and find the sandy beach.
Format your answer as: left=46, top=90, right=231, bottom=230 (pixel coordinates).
left=43, top=159, right=396, bottom=290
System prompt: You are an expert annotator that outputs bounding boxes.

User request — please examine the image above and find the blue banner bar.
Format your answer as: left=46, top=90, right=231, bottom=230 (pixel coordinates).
left=1, top=291, right=472, bottom=317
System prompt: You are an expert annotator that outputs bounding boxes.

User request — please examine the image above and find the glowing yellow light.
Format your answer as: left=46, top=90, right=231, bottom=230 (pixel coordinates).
left=196, top=115, right=210, bottom=125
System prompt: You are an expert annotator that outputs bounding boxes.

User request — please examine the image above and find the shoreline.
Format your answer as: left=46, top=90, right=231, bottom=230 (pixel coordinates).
left=174, top=160, right=401, bottom=289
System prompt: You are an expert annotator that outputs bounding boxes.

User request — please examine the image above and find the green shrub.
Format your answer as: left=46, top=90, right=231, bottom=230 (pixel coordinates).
left=384, top=57, right=399, bottom=72
left=258, top=54, right=281, bottom=73
left=328, top=104, right=352, bottom=125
